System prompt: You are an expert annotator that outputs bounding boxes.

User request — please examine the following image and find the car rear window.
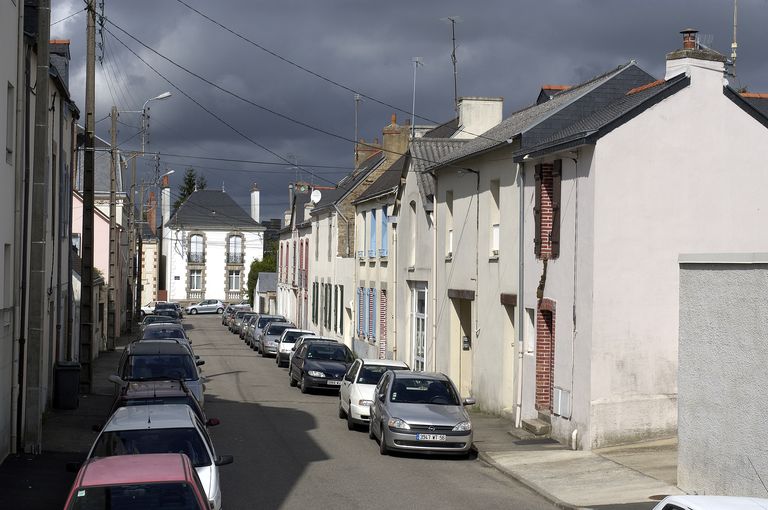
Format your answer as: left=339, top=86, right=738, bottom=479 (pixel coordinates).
left=282, top=331, right=311, bottom=343
left=92, top=428, right=211, bottom=467
left=258, top=316, right=284, bottom=328
left=266, top=323, right=292, bottom=335
left=126, top=355, right=197, bottom=381
left=357, top=365, right=406, bottom=385
left=142, top=329, right=185, bottom=340
left=306, top=344, right=351, bottom=362
left=389, top=378, right=460, bottom=405
left=68, top=482, right=202, bottom=510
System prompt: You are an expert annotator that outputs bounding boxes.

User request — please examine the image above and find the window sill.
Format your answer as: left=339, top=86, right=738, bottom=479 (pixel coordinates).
left=406, top=266, right=415, bottom=272
left=489, top=255, right=499, bottom=262
left=444, top=255, right=453, bottom=262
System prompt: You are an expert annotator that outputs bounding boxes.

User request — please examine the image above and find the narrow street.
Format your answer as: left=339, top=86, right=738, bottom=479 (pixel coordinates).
left=187, top=315, right=557, bottom=510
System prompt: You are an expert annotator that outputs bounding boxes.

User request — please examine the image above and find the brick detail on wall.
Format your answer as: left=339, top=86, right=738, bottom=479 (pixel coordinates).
left=535, top=300, right=556, bottom=412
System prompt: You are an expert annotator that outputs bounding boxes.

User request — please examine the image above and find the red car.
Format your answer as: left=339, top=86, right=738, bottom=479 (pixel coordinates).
left=63, top=453, right=210, bottom=509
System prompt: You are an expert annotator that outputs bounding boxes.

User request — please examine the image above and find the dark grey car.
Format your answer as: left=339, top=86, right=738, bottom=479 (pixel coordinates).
left=368, top=371, right=475, bottom=456
left=256, top=322, right=295, bottom=357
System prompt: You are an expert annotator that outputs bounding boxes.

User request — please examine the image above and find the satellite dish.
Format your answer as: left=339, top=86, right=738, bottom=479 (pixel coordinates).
left=310, top=189, right=322, bottom=204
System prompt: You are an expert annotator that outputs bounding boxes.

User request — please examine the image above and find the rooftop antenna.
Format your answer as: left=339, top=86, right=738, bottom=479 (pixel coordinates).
left=411, top=57, right=424, bottom=139
left=441, top=16, right=462, bottom=113
left=731, top=0, right=738, bottom=79
left=354, top=93, right=362, bottom=164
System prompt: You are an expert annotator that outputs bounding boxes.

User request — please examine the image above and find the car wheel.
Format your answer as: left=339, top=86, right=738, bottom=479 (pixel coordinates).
left=190, top=309, right=198, bottom=315
left=217, top=307, right=224, bottom=314
left=261, top=348, right=267, bottom=358
left=346, top=403, right=355, bottom=430
left=300, top=375, right=309, bottom=394
left=289, top=373, right=297, bottom=387
left=378, top=426, right=389, bottom=455
left=368, top=420, right=375, bottom=439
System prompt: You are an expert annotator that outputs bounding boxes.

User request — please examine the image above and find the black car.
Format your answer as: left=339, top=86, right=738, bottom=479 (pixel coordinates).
left=107, top=380, right=217, bottom=427
left=289, top=340, right=355, bottom=394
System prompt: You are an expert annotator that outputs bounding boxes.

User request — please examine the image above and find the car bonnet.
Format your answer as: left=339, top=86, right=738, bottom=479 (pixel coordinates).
left=385, top=401, right=469, bottom=426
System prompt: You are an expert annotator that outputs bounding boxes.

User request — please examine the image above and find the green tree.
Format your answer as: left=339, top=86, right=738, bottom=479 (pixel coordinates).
left=247, top=240, right=277, bottom=306
left=173, top=167, right=207, bottom=212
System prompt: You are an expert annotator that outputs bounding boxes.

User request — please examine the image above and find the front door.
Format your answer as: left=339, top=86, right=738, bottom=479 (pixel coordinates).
left=411, top=283, right=427, bottom=371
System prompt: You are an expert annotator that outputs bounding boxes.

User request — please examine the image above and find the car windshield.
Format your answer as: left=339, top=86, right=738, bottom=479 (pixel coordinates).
left=357, top=365, right=405, bottom=385
left=68, top=482, right=202, bottom=510
left=306, top=344, right=351, bottom=362
left=142, top=329, right=185, bottom=340
left=126, top=355, right=198, bottom=381
left=266, top=324, right=291, bottom=335
left=389, top=378, right=460, bottom=405
left=91, top=428, right=211, bottom=467
left=282, top=331, right=310, bottom=343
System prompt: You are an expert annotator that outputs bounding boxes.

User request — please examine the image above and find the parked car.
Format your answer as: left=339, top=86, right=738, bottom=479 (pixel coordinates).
left=139, top=300, right=166, bottom=319
left=87, top=404, right=233, bottom=510
left=288, top=336, right=337, bottom=372
left=289, top=340, right=354, bottom=393
left=221, top=304, right=246, bottom=325
left=140, top=314, right=178, bottom=331
left=248, top=315, right=287, bottom=348
left=256, top=321, right=296, bottom=356
left=339, top=359, right=409, bottom=429
left=140, top=322, right=189, bottom=342
left=107, top=379, right=217, bottom=426
left=186, top=299, right=225, bottom=315
left=650, top=496, right=768, bottom=509
left=113, top=341, right=205, bottom=405
left=275, top=329, right=314, bottom=367
left=239, top=313, right=258, bottom=340
left=229, top=310, right=252, bottom=335
left=63, top=454, right=211, bottom=510
left=368, top=370, right=475, bottom=456
left=155, top=308, right=182, bottom=321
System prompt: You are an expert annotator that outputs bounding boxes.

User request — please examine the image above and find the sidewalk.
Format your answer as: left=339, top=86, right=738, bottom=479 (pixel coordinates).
left=470, top=411, right=683, bottom=509
left=0, top=333, right=134, bottom=509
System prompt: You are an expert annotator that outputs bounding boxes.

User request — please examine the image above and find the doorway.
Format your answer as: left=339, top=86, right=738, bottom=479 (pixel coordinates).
left=450, top=298, right=473, bottom=397
left=535, top=307, right=555, bottom=411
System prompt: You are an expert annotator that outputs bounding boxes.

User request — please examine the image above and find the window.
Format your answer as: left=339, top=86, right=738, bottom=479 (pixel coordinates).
left=228, top=270, right=241, bottom=291
left=445, top=190, right=454, bottom=257
left=312, top=282, right=318, bottom=324
left=411, top=284, right=427, bottom=371
left=227, top=235, right=243, bottom=263
left=368, top=209, right=377, bottom=258
left=327, top=217, right=333, bottom=261
left=6, top=83, right=14, bottom=164
left=525, top=308, right=535, bottom=354
left=368, top=287, right=377, bottom=340
left=379, top=289, right=387, bottom=353
left=339, top=285, right=344, bottom=335
left=292, top=240, right=297, bottom=284
left=380, top=206, right=388, bottom=257
left=333, top=285, right=338, bottom=332
left=357, top=287, right=364, bottom=336
left=490, top=179, right=500, bottom=256
left=360, top=211, right=367, bottom=258
left=314, top=221, right=319, bottom=261
left=189, top=234, right=204, bottom=263
left=72, top=233, right=81, bottom=254
left=189, top=270, right=202, bottom=291
left=409, top=201, right=417, bottom=265
left=534, top=160, right=562, bottom=259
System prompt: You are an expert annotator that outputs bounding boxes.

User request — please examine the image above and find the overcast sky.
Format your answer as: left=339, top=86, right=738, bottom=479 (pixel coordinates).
left=50, top=0, right=768, bottom=220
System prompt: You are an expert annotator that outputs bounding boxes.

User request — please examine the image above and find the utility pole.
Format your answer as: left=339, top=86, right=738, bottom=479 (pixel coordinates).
left=25, top=0, right=51, bottom=453
left=80, top=0, right=96, bottom=390
left=108, top=106, right=117, bottom=350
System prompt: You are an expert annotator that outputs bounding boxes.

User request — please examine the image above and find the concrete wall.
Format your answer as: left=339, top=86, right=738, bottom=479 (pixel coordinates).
left=678, top=256, right=768, bottom=496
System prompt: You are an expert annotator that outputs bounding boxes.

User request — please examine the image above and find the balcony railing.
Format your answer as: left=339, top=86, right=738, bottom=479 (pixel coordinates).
left=378, top=248, right=388, bottom=258
left=226, top=290, right=242, bottom=301
left=188, top=252, right=205, bottom=264
left=187, top=290, right=203, bottom=300
left=226, top=252, right=244, bottom=264
left=368, top=249, right=377, bottom=258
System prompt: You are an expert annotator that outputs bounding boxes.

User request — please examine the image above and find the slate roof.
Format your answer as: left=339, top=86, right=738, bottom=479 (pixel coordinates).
left=423, top=118, right=459, bottom=138
left=255, top=272, right=277, bottom=293
left=354, top=155, right=407, bottom=203
left=166, top=189, right=263, bottom=230
left=410, top=139, right=470, bottom=212
left=519, top=73, right=691, bottom=158
left=429, top=61, right=655, bottom=170
left=310, top=152, right=385, bottom=215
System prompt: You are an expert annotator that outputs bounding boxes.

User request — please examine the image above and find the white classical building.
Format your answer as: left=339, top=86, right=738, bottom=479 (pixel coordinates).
left=161, top=184, right=264, bottom=303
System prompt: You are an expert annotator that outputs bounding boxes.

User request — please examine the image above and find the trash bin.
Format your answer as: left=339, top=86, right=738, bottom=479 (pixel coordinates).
left=53, top=361, right=81, bottom=410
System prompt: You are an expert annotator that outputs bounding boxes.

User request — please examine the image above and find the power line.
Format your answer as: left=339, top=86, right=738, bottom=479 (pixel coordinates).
left=51, top=7, right=85, bottom=26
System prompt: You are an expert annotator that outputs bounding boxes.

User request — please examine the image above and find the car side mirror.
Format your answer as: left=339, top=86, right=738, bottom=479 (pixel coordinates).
left=214, top=455, right=234, bottom=466
left=462, top=398, right=476, bottom=406
left=65, top=461, right=83, bottom=472
left=196, top=360, right=205, bottom=366
left=206, top=418, right=220, bottom=427
left=108, top=374, right=126, bottom=387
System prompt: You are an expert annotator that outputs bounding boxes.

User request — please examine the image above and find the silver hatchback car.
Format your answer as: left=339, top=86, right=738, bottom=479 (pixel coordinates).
left=369, top=371, right=475, bottom=456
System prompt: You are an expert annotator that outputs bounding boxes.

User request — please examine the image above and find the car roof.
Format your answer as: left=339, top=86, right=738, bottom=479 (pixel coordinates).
left=122, top=380, right=189, bottom=398
left=283, top=329, right=314, bottom=335
left=391, top=370, right=449, bottom=381
left=656, top=496, right=768, bottom=509
left=78, top=454, right=193, bottom=487
left=359, top=359, right=409, bottom=368
left=105, top=404, right=197, bottom=431
left=305, top=340, right=343, bottom=347
left=127, top=341, right=191, bottom=355
left=143, top=323, right=185, bottom=331
left=300, top=336, right=337, bottom=343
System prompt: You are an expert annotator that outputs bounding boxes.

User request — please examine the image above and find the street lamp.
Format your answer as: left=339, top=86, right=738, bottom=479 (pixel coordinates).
left=141, top=91, right=172, bottom=154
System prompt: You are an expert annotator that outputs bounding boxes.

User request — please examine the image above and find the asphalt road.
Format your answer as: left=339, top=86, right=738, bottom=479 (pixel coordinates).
left=186, top=314, right=559, bottom=510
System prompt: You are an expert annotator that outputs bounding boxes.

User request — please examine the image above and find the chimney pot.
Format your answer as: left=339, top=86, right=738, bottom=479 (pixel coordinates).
left=681, top=28, right=698, bottom=50
left=391, top=113, right=397, bottom=125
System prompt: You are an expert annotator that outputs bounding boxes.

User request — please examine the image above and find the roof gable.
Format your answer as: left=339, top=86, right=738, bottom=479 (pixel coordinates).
left=167, top=189, right=262, bottom=230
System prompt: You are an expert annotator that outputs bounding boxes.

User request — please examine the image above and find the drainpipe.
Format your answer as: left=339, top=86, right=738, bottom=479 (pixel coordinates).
left=431, top=194, right=437, bottom=371
left=391, top=217, right=398, bottom=359
left=515, top=162, right=525, bottom=428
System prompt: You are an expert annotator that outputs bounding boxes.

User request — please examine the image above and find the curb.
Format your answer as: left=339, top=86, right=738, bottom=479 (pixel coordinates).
left=476, top=450, right=580, bottom=510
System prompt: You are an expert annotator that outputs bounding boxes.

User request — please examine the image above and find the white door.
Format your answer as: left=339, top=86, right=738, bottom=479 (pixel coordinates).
left=411, top=284, right=427, bottom=371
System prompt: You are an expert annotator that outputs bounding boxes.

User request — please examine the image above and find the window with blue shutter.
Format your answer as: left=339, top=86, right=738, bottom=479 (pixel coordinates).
left=369, top=288, right=376, bottom=340
left=369, top=209, right=377, bottom=257
left=363, top=287, right=370, bottom=337
left=380, top=207, right=388, bottom=257
left=357, top=287, right=363, bottom=336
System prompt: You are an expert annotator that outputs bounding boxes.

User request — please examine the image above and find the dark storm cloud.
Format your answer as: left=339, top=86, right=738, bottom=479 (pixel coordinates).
left=51, top=0, right=768, bottom=219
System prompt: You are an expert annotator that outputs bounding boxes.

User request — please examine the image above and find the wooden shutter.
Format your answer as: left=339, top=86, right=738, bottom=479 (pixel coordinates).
left=333, top=285, right=338, bottom=332
left=534, top=164, right=543, bottom=257
left=551, top=159, right=562, bottom=259
left=339, top=286, right=344, bottom=335
left=357, top=287, right=364, bottom=336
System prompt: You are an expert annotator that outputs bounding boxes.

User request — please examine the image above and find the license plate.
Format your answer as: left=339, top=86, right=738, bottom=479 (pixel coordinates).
left=416, top=434, right=446, bottom=441
left=326, top=380, right=342, bottom=386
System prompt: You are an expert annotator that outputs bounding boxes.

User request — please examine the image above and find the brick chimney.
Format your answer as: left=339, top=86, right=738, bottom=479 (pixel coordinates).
left=355, top=137, right=381, bottom=169
left=665, top=27, right=726, bottom=82
left=381, top=114, right=408, bottom=160
left=681, top=29, right=697, bottom=50
left=147, top=192, right=157, bottom=236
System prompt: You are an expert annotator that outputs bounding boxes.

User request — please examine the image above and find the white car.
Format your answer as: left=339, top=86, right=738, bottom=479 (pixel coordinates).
left=139, top=300, right=165, bottom=318
left=338, top=358, right=409, bottom=429
left=276, top=329, right=315, bottom=367
left=651, top=496, right=768, bottom=509
left=86, top=404, right=233, bottom=510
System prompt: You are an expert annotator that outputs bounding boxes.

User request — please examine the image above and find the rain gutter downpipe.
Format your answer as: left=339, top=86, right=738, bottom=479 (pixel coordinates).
left=516, top=157, right=526, bottom=429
